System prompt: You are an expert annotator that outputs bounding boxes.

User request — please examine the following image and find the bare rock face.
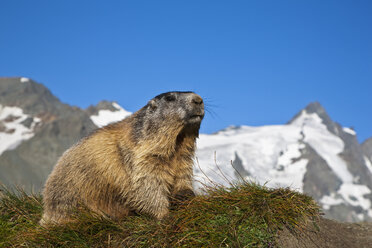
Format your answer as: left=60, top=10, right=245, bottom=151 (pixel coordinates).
left=362, top=138, right=372, bottom=162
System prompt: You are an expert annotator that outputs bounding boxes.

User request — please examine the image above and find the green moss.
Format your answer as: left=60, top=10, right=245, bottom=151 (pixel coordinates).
left=0, top=182, right=320, bottom=247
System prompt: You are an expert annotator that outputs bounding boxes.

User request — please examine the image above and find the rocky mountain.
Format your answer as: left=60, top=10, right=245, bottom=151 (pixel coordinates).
left=195, top=103, right=372, bottom=222
left=0, top=77, right=129, bottom=191
left=1, top=77, right=371, bottom=222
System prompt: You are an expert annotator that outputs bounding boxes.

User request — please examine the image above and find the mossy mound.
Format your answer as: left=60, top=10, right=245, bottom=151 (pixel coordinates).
left=0, top=182, right=320, bottom=247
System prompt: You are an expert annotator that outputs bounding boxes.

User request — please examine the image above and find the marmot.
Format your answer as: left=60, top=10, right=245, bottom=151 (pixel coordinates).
left=41, top=91, right=204, bottom=225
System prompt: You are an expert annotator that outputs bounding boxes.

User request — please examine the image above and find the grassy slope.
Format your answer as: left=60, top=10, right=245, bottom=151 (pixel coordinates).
left=0, top=182, right=320, bottom=248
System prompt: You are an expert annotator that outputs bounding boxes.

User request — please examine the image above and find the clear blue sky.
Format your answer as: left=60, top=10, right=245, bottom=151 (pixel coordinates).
left=1, top=1, right=371, bottom=141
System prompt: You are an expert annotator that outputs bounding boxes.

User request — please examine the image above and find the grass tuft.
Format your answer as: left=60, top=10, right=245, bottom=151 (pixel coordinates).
left=0, top=182, right=320, bottom=247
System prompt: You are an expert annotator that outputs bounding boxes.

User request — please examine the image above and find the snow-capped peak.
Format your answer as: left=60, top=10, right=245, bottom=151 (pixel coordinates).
left=291, top=110, right=353, bottom=182
left=195, top=108, right=372, bottom=221
left=20, top=77, right=30, bottom=83
left=90, top=102, right=131, bottom=128
left=343, top=127, right=356, bottom=136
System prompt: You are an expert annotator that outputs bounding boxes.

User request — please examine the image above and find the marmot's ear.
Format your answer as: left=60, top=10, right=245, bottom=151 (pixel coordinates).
left=148, top=99, right=157, bottom=110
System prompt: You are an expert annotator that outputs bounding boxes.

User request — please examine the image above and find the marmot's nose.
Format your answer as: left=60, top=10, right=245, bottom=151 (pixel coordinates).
left=191, top=95, right=203, bottom=105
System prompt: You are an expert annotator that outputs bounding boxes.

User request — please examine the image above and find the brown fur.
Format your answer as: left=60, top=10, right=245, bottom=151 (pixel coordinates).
left=41, top=92, right=204, bottom=225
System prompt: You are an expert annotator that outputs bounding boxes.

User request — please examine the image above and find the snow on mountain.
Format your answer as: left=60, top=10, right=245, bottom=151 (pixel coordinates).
left=343, top=127, right=356, bottom=136
left=364, top=156, right=372, bottom=174
left=90, top=102, right=131, bottom=128
left=195, top=125, right=307, bottom=191
left=0, top=105, right=41, bottom=155
left=291, top=111, right=353, bottom=182
left=20, top=77, right=30, bottom=83
left=194, top=108, right=372, bottom=221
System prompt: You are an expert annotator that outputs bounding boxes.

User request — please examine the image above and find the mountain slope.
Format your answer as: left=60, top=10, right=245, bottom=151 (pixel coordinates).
left=0, top=77, right=371, bottom=222
left=0, top=78, right=128, bottom=191
left=362, top=137, right=372, bottom=173
left=195, top=103, right=372, bottom=222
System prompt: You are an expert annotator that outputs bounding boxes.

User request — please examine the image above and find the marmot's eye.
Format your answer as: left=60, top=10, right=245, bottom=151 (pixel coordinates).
left=165, top=95, right=176, bottom=102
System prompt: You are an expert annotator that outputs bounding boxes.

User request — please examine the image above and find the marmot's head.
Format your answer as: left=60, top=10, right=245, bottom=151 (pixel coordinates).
left=133, top=91, right=204, bottom=140
left=148, top=91, right=204, bottom=125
